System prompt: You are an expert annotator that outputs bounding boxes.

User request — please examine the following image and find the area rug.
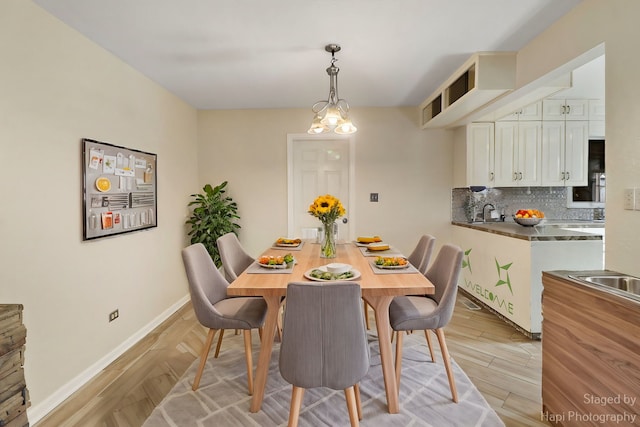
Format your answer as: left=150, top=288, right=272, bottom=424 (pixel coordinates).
left=143, top=331, right=504, bottom=427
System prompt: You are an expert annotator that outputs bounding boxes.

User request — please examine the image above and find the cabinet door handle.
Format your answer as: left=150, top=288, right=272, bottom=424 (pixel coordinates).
left=561, top=172, right=565, bottom=180
left=513, top=172, right=518, bottom=181
left=566, top=105, right=571, bottom=115
left=566, top=171, right=570, bottom=180
left=489, top=172, right=494, bottom=181
left=517, top=172, right=523, bottom=180
left=561, top=105, right=566, bottom=115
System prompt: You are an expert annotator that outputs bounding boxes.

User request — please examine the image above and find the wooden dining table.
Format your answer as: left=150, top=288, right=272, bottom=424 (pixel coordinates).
left=226, top=239, right=435, bottom=414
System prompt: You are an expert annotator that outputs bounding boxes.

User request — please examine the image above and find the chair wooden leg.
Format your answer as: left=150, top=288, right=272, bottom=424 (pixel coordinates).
left=424, top=329, right=435, bottom=362
left=288, top=386, right=305, bottom=427
left=394, top=329, right=404, bottom=393
left=276, top=307, right=283, bottom=341
left=193, top=328, right=217, bottom=391
left=363, top=301, right=370, bottom=330
left=214, top=329, right=225, bottom=358
left=344, top=386, right=360, bottom=427
left=243, top=329, right=254, bottom=395
left=435, top=328, right=458, bottom=403
left=354, top=383, right=363, bottom=420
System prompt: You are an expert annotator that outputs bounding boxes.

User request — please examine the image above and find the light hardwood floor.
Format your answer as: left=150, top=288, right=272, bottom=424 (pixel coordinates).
left=35, top=292, right=550, bottom=427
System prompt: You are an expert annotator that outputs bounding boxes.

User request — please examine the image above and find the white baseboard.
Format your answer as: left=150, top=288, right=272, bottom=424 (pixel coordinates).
left=28, top=294, right=190, bottom=424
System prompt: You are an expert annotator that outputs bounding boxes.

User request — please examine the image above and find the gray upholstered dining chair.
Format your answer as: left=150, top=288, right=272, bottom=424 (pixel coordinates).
left=215, top=232, right=259, bottom=349
left=365, top=234, right=436, bottom=329
left=217, top=232, right=285, bottom=341
left=407, top=234, right=436, bottom=275
left=217, top=232, right=254, bottom=282
left=181, top=243, right=267, bottom=394
left=389, top=243, right=463, bottom=402
left=279, top=282, right=370, bottom=427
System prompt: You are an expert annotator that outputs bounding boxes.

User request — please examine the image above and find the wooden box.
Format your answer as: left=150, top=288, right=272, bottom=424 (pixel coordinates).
left=0, top=305, right=29, bottom=427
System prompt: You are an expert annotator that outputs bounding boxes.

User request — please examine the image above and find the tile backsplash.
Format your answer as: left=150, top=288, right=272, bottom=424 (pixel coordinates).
left=451, top=187, right=602, bottom=223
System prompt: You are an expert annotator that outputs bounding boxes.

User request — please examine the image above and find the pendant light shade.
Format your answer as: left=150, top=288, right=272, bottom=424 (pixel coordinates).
left=307, top=44, right=357, bottom=135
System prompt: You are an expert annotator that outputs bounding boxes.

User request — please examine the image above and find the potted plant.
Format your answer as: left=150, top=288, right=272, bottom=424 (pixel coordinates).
left=186, top=181, right=240, bottom=267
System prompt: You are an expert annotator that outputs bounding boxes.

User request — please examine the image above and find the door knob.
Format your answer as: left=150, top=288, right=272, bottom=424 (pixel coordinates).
left=342, top=217, right=348, bottom=224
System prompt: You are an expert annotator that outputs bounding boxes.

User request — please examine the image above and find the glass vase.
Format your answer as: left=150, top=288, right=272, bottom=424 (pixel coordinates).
left=320, top=222, right=337, bottom=258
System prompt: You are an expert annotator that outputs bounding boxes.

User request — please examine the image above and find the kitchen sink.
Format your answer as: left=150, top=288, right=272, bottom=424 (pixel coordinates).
left=570, top=275, right=640, bottom=296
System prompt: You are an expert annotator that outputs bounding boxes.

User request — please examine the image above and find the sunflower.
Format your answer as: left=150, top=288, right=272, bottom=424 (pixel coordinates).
left=308, top=194, right=345, bottom=224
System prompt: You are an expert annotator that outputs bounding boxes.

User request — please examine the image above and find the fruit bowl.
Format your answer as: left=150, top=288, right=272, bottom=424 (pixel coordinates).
left=513, top=216, right=542, bottom=227
left=513, top=209, right=544, bottom=226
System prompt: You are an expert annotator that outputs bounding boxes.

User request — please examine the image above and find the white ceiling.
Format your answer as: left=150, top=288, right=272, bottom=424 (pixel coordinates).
left=32, top=0, right=585, bottom=110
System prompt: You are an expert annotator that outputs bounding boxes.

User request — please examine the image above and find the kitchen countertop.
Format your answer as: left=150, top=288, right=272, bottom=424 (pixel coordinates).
left=544, top=270, right=640, bottom=305
left=451, top=220, right=604, bottom=241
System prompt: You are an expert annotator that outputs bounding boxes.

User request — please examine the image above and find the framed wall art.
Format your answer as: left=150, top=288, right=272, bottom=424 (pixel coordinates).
left=82, top=138, right=157, bottom=241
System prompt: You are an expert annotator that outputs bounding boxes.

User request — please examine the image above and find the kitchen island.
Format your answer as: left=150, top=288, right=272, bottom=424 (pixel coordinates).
left=452, top=220, right=604, bottom=338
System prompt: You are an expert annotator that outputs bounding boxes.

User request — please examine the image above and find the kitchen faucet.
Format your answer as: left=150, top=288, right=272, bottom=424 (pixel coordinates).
left=483, top=203, right=495, bottom=223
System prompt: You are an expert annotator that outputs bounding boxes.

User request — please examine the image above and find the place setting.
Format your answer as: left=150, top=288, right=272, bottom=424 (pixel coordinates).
left=303, top=262, right=361, bottom=282
left=354, top=235, right=403, bottom=256
left=245, top=253, right=296, bottom=274
left=368, top=256, right=419, bottom=274
left=270, top=236, right=305, bottom=251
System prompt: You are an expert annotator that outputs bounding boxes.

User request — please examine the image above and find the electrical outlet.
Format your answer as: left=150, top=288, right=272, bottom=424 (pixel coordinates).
left=370, top=193, right=379, bottom=202
left=109, top=309, right=119, bottom=322
left=624, top=188, right=635, bottom=210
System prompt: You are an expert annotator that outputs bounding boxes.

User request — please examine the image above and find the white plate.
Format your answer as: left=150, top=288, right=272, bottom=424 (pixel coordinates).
left=304, top=266, right=361, bottom=281
left=275, top=241, right=301, bottom=247
left=355, top=240, right=383, bottom=247
left=371, top=257, right=410, bottom=270
left=366, top=244, right=392, bottom=252
left=257, top=261, right=289, bottom=269
left=373, top=261, right=410, bottom=270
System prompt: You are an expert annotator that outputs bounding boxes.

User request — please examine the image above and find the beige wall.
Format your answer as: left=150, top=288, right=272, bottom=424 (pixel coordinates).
left=197, top=107, right=455, bottom=257
left=0, top=0, right=198, bottom=420
left=516, top=0, right=640, bottom=276
left=4, top=0, right=640, bottom=423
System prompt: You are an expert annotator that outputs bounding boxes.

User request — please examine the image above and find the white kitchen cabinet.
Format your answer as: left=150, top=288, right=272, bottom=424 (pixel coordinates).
left=589, top=120, right=605, bottom=138
left=466, top=123, right=495, bottom=187
left=497, top=101, right=542, bottom=121
left=542, top=99, right=589, bottom=120
left=588, top=99, right=605, bottom=120
left=494, top=121, right=542, bottom=186
left=541, top=121, right=589, bottom=186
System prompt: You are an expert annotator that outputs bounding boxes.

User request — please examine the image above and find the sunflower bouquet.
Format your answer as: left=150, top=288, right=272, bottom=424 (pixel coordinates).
left=308, top=194, right=345, bottom=258
left=308, top=194, right=346, bottom=224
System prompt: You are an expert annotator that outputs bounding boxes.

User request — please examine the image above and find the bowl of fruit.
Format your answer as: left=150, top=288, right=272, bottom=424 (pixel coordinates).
left=513, top=209, right=545, bottom=226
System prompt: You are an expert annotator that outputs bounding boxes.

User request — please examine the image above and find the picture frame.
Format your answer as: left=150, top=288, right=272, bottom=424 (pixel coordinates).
left=82, top=138, right=157, bottom=241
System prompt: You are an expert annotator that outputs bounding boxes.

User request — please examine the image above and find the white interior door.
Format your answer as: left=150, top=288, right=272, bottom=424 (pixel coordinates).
left=287, top=134, right=353, bottom=241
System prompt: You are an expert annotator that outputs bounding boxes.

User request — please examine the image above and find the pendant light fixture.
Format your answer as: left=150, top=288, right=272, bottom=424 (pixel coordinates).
left=307, top=44, right=357, bottom=135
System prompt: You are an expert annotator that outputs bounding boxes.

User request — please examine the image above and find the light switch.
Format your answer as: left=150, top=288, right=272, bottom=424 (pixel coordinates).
left=624, top=188, right=635, bottom=210
left=634, top=188, right=640, bottom=211
left=370, top=193, right=379, bottom=202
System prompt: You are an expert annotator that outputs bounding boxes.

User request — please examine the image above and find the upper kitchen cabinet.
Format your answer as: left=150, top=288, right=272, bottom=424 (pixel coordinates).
left=466, top=122, right=495, bottom=187
left=542, top=99, right=589, bottom=120
left=588, top=99, right=605, bottom=120
left=494, top=121, right=542, bottom=187
left=541, top=121, right=589, bottom=186
left=420, top=52, right=516, bottom=129
left=497, top=101, right=543, bottom=121
left=588, top=99, right=605, bottom=138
